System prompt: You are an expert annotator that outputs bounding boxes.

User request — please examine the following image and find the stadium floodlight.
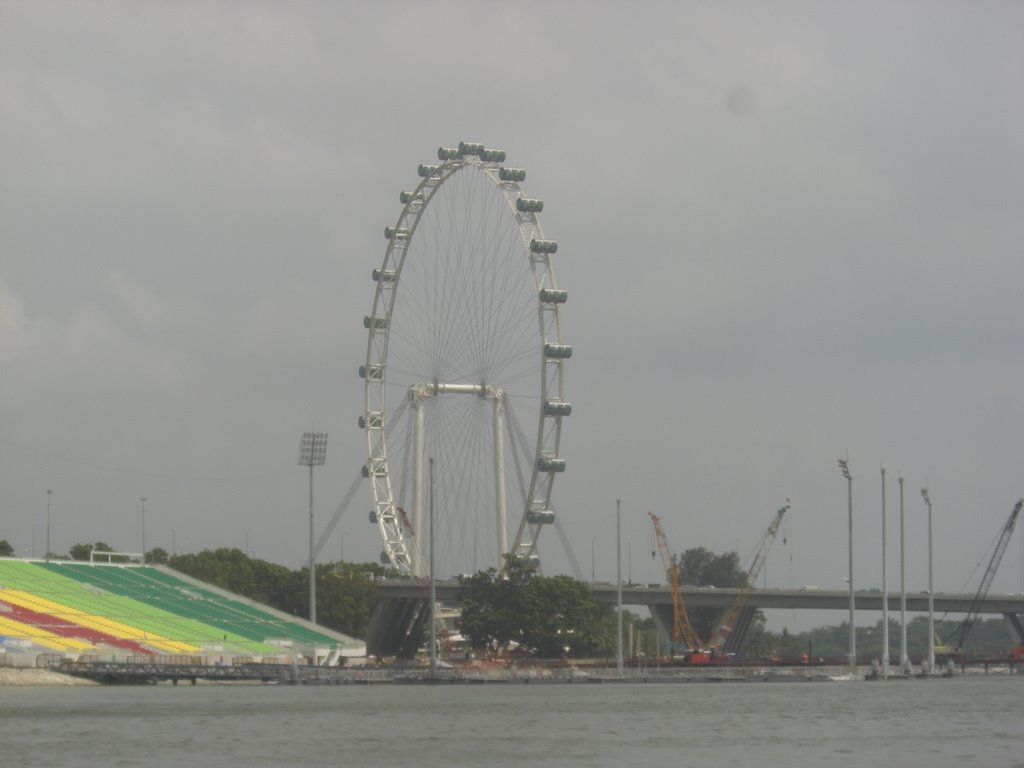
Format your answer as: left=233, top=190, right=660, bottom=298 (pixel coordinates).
left=299, top=432, right=328, bottom=467
left=299, top=432, right=328, bottom=625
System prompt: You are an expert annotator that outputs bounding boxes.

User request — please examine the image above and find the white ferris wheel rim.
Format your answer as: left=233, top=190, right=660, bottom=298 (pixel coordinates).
left=361, top=143, right=570, bottom=577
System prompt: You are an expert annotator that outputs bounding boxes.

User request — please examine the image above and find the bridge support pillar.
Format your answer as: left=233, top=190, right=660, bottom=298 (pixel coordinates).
left=366, top=596, right=429, bottom=658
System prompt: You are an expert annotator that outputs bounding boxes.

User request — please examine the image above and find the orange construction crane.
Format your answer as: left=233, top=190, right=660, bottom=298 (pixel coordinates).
left=648, top=511, right=702, bottom=651
left=709, top=503, right=789, bottom=653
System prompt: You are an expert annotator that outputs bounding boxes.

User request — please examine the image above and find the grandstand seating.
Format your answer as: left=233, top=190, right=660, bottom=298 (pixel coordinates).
left=0, top=614, right=96, bottom=654
left=0, top=559, right=357, bottom=661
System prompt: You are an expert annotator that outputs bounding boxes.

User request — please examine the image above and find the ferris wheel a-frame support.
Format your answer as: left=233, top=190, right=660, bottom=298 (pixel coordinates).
left=408, top=383, right=508, bottom=576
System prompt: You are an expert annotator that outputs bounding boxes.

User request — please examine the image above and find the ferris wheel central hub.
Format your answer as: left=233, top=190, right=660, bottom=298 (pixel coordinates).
left=411, top=382, right=503, bottom=399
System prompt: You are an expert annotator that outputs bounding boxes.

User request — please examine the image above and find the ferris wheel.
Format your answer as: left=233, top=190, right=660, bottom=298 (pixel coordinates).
left=361, top=142, right=571, bottom=579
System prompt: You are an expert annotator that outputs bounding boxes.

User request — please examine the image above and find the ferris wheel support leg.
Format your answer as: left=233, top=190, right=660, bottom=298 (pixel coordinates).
left=412, top=394, right=426, bottom=578
left=493, top=394, right=508, bottom=571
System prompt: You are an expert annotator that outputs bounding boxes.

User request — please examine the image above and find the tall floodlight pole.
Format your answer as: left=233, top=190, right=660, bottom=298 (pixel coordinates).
left=921, top=487, right=934, bottom=672
left=46, top=490, right=52, bottom=563
left=616, top=498, right=623, bottom=678
left=299, top=432, right=328, bottom=625
left=838, top=459, right=855, bottom=675
left=141, top=497, right=147, bottom=565
left=881, top=468, right=889, bottom=678
left=899, top=475, right=908, bottom=672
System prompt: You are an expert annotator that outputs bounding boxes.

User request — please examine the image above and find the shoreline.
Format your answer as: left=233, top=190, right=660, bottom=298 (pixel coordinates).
left=4, top=664, right=1013, bottom=687
left=0, top=668, right=99, bottom=687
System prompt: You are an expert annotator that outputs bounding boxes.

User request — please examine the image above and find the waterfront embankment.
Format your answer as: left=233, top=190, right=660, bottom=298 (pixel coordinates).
left=0, top=668, right=97, bottom=686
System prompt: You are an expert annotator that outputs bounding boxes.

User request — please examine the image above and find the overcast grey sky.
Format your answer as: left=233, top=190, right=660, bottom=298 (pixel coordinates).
left=2, top=1, right=1022, bottom=627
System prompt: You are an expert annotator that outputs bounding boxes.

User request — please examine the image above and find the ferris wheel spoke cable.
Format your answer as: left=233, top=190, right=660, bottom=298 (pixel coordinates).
left=502, top=398, right=536, bottom=503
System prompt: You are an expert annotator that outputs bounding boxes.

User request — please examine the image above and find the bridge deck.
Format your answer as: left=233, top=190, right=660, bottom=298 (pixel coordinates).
left=375, top=580, right=1024, bottom=615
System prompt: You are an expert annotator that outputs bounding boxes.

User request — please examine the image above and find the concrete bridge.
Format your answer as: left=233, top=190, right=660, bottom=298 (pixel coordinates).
left=366, top=579, right=1024, bottom=657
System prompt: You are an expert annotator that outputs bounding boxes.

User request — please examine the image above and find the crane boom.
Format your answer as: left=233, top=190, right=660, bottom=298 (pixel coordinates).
left=648, top=511, right=702, bottom=650
left=945, top=499, right=1022, bottom=651
left=710, top=503, right=789, bottom=651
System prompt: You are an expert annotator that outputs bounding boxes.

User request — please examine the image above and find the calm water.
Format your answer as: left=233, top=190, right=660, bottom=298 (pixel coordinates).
left=1, top=676, right=1021, bottom=768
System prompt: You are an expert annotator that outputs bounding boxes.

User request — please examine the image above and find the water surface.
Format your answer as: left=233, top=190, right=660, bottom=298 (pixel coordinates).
left=1, top=675, right=1021, bottom=767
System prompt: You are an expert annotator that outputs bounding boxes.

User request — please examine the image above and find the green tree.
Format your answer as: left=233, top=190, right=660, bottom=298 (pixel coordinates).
left=170, top=548, right=298, bottom=613
left=458, top=567, right=508, bottom=651
left=313, top=561, right=385, bottom=639
left=167, top=549, right=387, bottom=640
left=0, top=539, right=14, bottom=557
left=523, top=574, right=607, bottom=657
left=778, top=627, right=802, bottom=660
left=69, top=542, right=116, bottom=561
left=676, top=547, right=749, bottom=643
left=458, top=556, right=614, bottom=658
left=145, top=547, right=169, bottom=565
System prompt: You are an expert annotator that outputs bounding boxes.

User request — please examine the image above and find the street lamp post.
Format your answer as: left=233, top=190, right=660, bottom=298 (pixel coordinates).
left=299, top=432, right=328, bottom=625
left=616, top=498, right=623, bottom=678
left=838, top=459, right=855, bottom=675
left=881, top=468, right=889, bottom=678
left=921, top=487, right=934, bottom=673
left=899, top=475, right=909, bottom=672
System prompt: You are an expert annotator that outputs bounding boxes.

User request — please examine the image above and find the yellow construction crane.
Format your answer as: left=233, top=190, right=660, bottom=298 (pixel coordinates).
left=648, top=511, right=702, bottom=651
left=709, top=503, right=789, bottom=653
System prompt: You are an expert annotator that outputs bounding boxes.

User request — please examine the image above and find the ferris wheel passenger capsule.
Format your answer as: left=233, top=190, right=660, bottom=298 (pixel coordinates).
left=536, top=457, right=566, bottom=472
left=372, top=268, right=396, bottom=282
left=458, top=141, right=485, bottom=156
left=527, top=509, right=556, bottom=524
left=499, top=167, right=526, bottom=182
left=362, top=460, right=386, bottom=478
left=539, top=288, right=568, bottom=303
left=437, top=147, right=459, bottom=160
left=530, top=239, right=558, bottom=254
left=358, top=412, right=382, bottom=429
left=384, top=226, right=408, bottom=240
left=418, top=164, right=440, bottom=177
left=358, top=364, right=384, bottom=380
left=480, top=148, right=506, bottom=162
left=543, top=400, right=572, bottom=416
left=516, top=197, right=544, bottom=213
left=399, top=191, right=423, bottom=204
left=543, top=343, right=573, bottom=359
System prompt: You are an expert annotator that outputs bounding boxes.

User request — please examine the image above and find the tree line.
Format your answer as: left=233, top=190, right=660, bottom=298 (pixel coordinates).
left=0, top=538, right=1018, bottom=659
